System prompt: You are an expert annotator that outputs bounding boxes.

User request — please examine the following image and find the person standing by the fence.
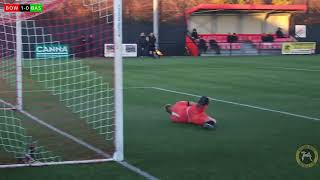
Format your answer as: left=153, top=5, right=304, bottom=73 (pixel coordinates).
left=138, top=32, right=148, bottom=57
left=148, top=33, right=157, bottom=58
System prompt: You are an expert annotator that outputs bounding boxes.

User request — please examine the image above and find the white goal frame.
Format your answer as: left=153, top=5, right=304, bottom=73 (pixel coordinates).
left=16, top=12, right=23, bottom=111
left=113, top=0, right=124, bottom=162
left=1, top=0, right=124, bottom=166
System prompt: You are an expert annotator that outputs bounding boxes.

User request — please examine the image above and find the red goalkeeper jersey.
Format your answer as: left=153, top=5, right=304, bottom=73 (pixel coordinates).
left=170, top=101, right=209, bottom=125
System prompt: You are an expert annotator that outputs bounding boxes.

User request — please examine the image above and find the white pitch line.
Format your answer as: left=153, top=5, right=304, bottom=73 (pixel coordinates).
left=258, top=67, right=320, bottom=72
left=126, top=86, right=320, bottom=122
left=0, top=99, right=158, bottom=180
left=119, top=161, right=158, bottom=180
left=206, top=67, right=320, bottom=72
left=128, top=66, right=320, bottom=72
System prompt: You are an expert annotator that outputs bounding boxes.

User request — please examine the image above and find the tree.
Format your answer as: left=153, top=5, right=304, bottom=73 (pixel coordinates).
left=263, top=0, right=271, bottom=3
left=310, top=0, right=320, bottom=13
left=271, top=0, right=293, bottom=4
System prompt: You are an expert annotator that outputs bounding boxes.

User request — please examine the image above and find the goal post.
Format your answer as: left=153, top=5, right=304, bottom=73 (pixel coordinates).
left=15, top=12, right=23, bottom=111
left=0, top=0, right=124, bottom=166
left=113, top=0, right=124, bottom=162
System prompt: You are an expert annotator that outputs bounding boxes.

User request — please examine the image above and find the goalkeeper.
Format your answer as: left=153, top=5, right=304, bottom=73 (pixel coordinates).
left=164, top=96, right=217, bottom=129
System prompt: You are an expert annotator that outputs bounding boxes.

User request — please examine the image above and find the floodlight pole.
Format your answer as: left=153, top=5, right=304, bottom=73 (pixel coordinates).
left=153, top=0, right=159, bottom=48
left=16, top=13, right=23, bottom=110
left=113, top=0, right=124, bottom=161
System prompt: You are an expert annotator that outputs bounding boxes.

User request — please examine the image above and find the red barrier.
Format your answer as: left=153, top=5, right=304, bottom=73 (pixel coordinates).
left=254, top=42, right=283, bottom=49
left=217, top=43, right=241, bottom=50
left=199, top=34, right=291, bottom=43
left=185, top=36, right=199, bottom=56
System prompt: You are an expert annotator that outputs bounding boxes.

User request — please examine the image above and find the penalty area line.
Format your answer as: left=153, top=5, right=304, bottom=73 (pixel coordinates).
left=126, top=86, right=320, bottom=122
left=0, top=99, right=158, bottom=180
left=257, top=67, right=320, bottom=72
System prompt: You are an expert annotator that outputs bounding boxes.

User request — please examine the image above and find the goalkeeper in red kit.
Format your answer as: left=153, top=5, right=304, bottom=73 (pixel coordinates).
left=164, top=96, right=217, bottom=129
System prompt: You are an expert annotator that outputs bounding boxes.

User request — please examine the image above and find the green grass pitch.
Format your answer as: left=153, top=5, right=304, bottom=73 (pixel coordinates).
left=0, top=55, right=320, bottom=180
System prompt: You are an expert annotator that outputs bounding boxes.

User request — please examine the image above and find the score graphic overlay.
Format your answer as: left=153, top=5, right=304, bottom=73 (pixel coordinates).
left=4, top=4, right=43, bottom=12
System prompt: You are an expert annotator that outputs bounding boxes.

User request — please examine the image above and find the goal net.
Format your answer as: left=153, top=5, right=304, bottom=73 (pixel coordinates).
left=0, top=0, right=122, bottom=167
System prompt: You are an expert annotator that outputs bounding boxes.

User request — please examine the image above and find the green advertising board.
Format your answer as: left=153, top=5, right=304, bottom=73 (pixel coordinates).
left=282, top=42, right=316, bottom=55
left=36, top=44, right=69, bottom=59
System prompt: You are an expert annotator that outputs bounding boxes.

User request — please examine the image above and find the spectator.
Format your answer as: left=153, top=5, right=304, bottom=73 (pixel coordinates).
left=148, top=32, right=157, bottom=58
left=262, top=34, right=274, bottom=42
left=87, top=34, right=94, bottom=57
left=209, top=39, right=220, bottom=55
left=191, top=28, right=199, bottom=40
left=227, top=33, right=238, bottom=43
left=276, top=27, right=285, bottom=38
left=232, top=33, right=238, bottom=42
left=137, top=32, right=148, bottom=57
left=198, top=38, right=208, bottom=54
left=80, top=35, right=86, bottom=58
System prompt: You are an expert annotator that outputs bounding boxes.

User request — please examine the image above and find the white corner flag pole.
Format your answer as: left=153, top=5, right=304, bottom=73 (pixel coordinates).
left=113, top=0, right=124, bottom=161
left=16, top=13, right=23, bottom=110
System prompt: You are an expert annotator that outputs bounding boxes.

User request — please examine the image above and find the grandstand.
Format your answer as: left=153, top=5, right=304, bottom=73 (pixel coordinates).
left=185, top=4, right=307, bottom=56
left=1, top=0, right=320, bottom=180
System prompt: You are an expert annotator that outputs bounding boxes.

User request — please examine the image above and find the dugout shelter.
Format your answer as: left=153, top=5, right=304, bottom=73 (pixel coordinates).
left=185, top=4, right=307, bottom=56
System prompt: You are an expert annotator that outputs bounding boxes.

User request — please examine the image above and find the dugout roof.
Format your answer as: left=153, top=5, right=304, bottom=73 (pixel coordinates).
left=186, top=4, right=307, bottom=17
